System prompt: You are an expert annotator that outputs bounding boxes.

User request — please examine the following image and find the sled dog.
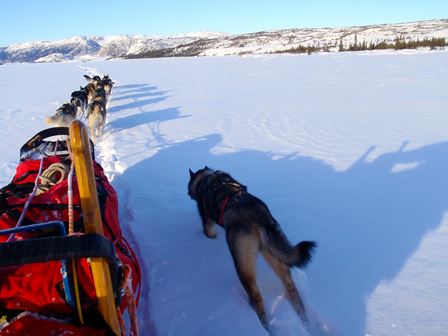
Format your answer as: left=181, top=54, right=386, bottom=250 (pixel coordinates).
left=95, top=85, right=107, bottom=102
left=84, top=74, right=102, bottom=86
left=85, top=74, right=113, bottom=101
left=87, top=96, right=106, bottom=141
left=85, top=83, right=97, bottom=104
left=45, top=103, right=77, bottom=127
left=188, top=167, right=316, bottom=330
left=70, top=88, right=88, bottom=118
left=101, top=75, right=114, bottom=98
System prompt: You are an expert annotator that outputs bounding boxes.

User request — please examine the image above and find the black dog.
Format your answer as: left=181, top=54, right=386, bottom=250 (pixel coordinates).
left=70, top=88, right=88, bottom=118
left=188, top=167, right=316, bottom=330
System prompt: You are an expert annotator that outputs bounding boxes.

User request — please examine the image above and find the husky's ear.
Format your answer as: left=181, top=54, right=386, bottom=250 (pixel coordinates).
left=204, top=165, right=209, bottom=170
left=84, top=75, right=91, bottom=80
left=189, top=169, right=194, bottom=177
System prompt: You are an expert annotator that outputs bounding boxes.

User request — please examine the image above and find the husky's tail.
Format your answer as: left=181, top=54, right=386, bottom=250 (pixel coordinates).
left=262, top=224, right=316, bottom=268
left=293, top=241, right=316, bottom=268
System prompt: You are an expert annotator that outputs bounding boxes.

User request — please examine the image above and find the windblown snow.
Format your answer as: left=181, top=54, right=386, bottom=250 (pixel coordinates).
left=0, top=50, right=447, bottom=336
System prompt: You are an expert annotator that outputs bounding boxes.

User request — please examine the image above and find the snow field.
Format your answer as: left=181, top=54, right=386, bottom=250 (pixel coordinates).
left=0, top=50, right=447, bottom=335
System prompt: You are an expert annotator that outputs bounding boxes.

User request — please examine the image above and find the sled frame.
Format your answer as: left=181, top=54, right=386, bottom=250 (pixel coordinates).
left=69, top=120, right=121, bottom=335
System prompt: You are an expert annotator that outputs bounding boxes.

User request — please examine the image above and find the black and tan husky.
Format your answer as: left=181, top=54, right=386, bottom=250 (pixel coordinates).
left=87, top=96, right=106, bottom=142
left=188, top=167, right=316, bottom=330
left=45, top=102, right=77, bottom=127
left=101, top=74, right=114, bottom=98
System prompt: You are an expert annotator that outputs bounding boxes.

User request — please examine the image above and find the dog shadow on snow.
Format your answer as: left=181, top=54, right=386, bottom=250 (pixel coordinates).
left=108, top=83, right=171, bottom=114
left=108, top=107, right=188, bottom=132
left=105, top=84, right=188, bottom=132
left=115, top=133, right=448, bottom=336
left=112, top=83, right=170, bottom=103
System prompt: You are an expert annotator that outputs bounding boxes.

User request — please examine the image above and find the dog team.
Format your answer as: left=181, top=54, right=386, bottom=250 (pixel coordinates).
left=45, top=74, right=114, bottom=142
left=46, top=73, right=316, bottom=332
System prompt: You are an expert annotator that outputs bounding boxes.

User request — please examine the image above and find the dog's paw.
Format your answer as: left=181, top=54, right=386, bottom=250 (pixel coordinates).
left=204, top=229, right=217, bottom=239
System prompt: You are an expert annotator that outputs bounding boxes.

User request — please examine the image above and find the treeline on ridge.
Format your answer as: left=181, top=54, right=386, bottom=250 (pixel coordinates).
left=274, top=36, right=447, bottom=55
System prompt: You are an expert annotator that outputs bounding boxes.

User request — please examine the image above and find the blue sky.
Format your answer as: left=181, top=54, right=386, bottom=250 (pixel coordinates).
left=1, top=0, right=447, bottom=46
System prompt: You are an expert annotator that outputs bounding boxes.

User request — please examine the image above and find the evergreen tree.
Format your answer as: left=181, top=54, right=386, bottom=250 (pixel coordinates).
left=339, top=38, right=344, bottom=52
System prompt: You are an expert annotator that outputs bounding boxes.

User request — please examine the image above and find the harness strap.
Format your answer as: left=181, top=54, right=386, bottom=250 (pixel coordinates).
left=1, top=203, right=82, bottom=211
left=197, top=171, right=248, bottom=226
left=0, top=233, right=118, bottom=268
left=218, top=196, right=230, bottom=226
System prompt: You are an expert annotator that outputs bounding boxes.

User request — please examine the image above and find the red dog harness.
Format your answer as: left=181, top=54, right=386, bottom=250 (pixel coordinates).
left=218, top=196, right=231, bottom=226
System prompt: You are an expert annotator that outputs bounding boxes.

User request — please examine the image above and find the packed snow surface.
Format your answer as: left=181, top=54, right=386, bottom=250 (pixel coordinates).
left=0, top=50, right=447, bottom=336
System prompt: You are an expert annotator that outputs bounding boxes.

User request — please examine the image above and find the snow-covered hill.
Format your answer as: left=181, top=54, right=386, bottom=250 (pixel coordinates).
left=0, top=33, right=226, bottom=63
left=0, top=19, right=447, bottom=63
left=1, top=50, right=447, bottom=335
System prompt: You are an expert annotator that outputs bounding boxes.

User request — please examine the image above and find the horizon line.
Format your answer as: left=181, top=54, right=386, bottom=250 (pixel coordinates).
left=2, top=17, right=447, bottom=48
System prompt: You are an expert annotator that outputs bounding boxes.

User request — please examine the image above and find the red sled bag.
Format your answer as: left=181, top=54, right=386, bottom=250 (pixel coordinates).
left=0, top=127, right=141, bottom=335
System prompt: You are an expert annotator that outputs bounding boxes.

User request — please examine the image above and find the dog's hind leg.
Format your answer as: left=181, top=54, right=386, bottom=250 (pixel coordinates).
left=226, top=226, right=269, bottom=330
left=100, top=109, right=106, bottom=135
left=88, top=112, right=96, bottom=143
left=262, top=250, right=307, bottom=322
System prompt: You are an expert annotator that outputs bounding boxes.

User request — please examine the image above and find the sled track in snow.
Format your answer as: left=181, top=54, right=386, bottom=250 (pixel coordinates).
left=93, top=76, right=157, bottom=335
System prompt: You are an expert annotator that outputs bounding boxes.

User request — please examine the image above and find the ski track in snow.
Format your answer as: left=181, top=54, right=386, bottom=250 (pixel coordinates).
left=76, top=63, right=157, bottom=332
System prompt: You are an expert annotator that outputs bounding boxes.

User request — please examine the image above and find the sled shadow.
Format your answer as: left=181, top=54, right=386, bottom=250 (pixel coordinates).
left=116, top=134, right=448, bottom=336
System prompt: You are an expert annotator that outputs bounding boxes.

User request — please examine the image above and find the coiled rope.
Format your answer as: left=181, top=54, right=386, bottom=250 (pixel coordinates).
left=36, top=162, right=70, bottom=196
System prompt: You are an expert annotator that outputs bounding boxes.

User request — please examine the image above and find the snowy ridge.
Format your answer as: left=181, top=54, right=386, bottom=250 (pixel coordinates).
left=0, top=19, right=447, bottom=63
left=0, top=33, right=227, bottom=63
left=200, top=18, right=448, bottom=56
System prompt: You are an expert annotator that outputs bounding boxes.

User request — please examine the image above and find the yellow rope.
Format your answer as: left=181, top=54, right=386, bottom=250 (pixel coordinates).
left=72, top=260, right=84, bottom=325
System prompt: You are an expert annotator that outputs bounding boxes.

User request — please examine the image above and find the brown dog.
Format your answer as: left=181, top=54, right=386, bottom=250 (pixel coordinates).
left=188, top=167, right=316, bottom=330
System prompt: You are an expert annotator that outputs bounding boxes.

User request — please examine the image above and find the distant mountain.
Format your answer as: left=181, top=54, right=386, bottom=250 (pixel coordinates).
left=0, top=33, right=226, bottom=63
left=1, top=19, right=447, bottom=63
